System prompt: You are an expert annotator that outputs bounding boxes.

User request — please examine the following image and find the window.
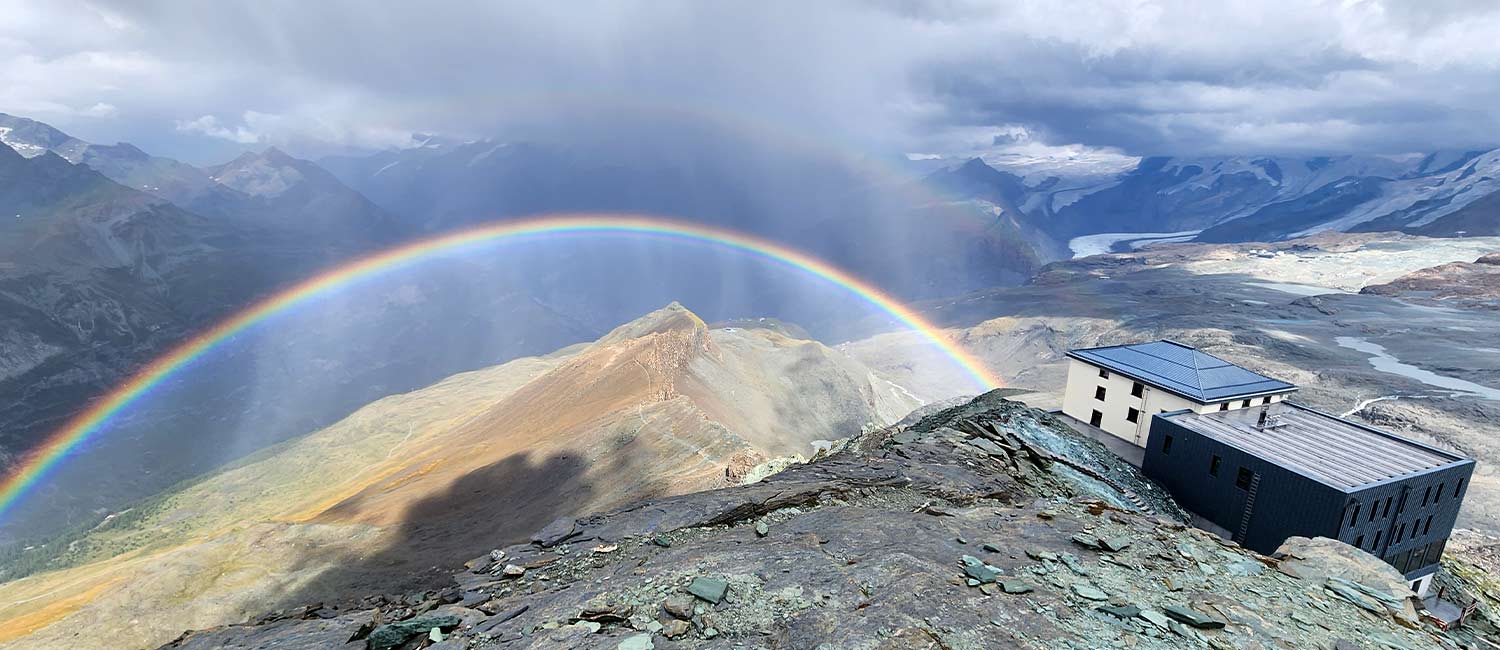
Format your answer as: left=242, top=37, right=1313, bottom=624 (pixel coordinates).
left=1089, top=410, right=1103, bottom=427
left=1241, top=399, right=1251, bottom=408
left=1423, top=515, right=1433, bottom=536
left=1095, top=386, right=1107, bottom=401
left=1261, top=396, right=1271, bottom=405
left=1219, top=402, right=1229, bottom=411
left=1235, top=467, right=1254, bottom=490
left=1161, top=435, right=1173, bottom=454
left=1126, top=407, right=1140, bottom=423
left=1383, top=497, right=1392, bottom=518
left=1456, top=479, right=1465, bottom=498
left=1427, top=538, right=1446, bottom=565
left=1354, top=535, right=1364, bottom=548
left=1349, top=504, right=1361, bottom=527
left=1421, top=486, right=1430, bottom=507
left=1099, top=368, right=1110, bottom=379
left=1209, top=455, right=1222, bottom=477
left=1369, top=503, right=1377, bottom=522
left=1373, top=530, right=1382, bottom=550
left=1434, top=483, right=1444, bottom=504
left=1396, top=523, right=1406, bottom=544
left=1131, top=382, right=1144, bottom=398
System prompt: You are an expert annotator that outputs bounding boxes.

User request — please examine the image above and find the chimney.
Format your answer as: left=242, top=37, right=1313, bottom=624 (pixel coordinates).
left=1256, top=407, right=1270, bottom=429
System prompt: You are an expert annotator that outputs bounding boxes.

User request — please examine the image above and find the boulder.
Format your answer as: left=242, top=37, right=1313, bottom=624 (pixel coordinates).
left=366, top=615, right=461, bottom=650
left=687, top=576, right=729, bottom=604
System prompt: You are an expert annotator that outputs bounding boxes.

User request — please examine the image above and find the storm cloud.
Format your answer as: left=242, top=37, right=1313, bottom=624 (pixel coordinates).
left=3, top=0, right=1498, bottom=162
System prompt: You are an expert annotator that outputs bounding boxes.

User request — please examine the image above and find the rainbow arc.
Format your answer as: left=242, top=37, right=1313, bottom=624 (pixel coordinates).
left=0, top=214, right=1000, bottom=519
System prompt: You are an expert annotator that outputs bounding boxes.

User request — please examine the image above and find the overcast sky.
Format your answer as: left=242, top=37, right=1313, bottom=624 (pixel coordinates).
left=4, top=0, right=1499, bottom=164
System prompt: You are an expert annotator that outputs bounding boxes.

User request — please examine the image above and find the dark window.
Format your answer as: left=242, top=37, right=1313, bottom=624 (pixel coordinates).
left=1434, top=483, right=1444, bottom=504
left=1349, top=504, right=1361, bottom=527
left=1428, top=538, right=1446, bottom=565
left=1131, top=382, right=1144, bottom=397
left=1099, top=368, right=1109, bottom=379
left=1396, top=523, right=1406, bottom=544
left=1354, top=534, right=1364, bottom=548
left=1209, top=455, right=1222, bottom=477
left=1423, top=515, right=1433, bottom=536
left=1369, top=503, right=1377, bottom=522
left=1383, top=497, right=1392, bottom=518
left=1126, top=407, right=1140, bottom=423
left=1095, top=386, right=1107, bottom=401
left=1219, top=402, right=1229, bottom=411
left=1373, top=530, right=1383, bottom=550
left=1421, top=486, right=1430, bottom=507
left=1161, top=435, right=1174, bottom=454
left=1235, top=467, right=1254, bottom=490
left=1241, top=399, right=1251, bottom=408
left=1089, top=410, right=1103, bottom=427
left=1262, top=396, right=1272, bottom=405
left=1456, top=479, right=1465, bottom=498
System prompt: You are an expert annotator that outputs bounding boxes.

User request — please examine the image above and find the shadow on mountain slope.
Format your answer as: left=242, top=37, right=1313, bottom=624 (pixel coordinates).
left=262, top=442, right=646, bottom=612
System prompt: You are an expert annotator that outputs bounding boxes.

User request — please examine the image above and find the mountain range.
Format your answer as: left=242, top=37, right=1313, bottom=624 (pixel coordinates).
left=926, top=149, right=1500, bottom=254
left=3, top=109, right=1499, bottom=551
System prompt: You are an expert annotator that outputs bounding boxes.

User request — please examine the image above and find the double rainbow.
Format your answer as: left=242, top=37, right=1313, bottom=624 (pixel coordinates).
left=0, top=214, right=999, bottom=520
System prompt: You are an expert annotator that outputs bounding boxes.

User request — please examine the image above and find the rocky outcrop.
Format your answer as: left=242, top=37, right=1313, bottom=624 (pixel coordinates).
left=1361, top=253, right=1500, bottom=308
left=157, top=393, right=1465, bottom=649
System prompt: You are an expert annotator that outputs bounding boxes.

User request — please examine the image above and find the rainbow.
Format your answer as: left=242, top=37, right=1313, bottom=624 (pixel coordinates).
left=0, top=214, right=999, bottom=520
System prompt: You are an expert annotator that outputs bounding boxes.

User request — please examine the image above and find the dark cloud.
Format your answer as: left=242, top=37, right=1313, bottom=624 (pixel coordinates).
left=2, top=0, right=1498, bottom=162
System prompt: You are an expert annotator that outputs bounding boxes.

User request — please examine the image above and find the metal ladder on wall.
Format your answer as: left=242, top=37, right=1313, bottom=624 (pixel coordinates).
left=1235, top=474, right=1262, bottom=544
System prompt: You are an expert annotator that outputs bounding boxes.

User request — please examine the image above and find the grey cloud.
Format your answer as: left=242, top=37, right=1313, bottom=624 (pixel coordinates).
left=2, top=0, right=1498, bottom=161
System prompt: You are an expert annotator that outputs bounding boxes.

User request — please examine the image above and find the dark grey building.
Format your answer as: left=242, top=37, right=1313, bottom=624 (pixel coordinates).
left=1143, top=401, right=1475, bottom=596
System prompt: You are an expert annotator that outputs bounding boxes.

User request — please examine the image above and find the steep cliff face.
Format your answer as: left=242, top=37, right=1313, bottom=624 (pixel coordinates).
left=157, top=392, right=1480, bottom=650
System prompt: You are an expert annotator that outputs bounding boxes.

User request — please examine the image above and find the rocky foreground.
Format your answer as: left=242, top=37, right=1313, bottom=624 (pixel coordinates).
left=163, top=393, right=1491, bottom=649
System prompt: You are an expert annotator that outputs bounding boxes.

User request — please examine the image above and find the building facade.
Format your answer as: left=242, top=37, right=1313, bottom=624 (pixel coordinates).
left=1062, top=341, right=1297, bottom=446
left=1143, top=402, right=1475, bottom=597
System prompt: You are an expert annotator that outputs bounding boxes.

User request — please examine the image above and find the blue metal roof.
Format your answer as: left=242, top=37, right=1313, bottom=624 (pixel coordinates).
left=1067, top=340, right=1297, bottom=403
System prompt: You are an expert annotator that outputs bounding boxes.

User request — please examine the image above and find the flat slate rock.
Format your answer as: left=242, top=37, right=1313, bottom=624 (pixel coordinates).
left=1163, top=604, right=1225, bottom=629
left=688, top=576, right=729, bottom=604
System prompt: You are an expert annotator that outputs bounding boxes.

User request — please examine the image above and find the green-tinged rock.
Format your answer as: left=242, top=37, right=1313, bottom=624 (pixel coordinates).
left=617, top=633, right=655, bottom=650
left=1098, top=603, right=1140, bottom=618
left=1071, top=533, right=1103, bottom=550
left=755, top=520, right=770, bottom=537
left=1026, top=549, right=1057, bottom=562
left=1163, top=604, right=1225, bottom=629
left=1072, top=584, right=1109, bottom=601
left=1226, top=559, right=1265, bottom=577
left=1060, top=553, right=1090, bottom=576
left=1100, top=535, right=1132, bottom=552
left=688, top=576, right=729, bottom=604
left=1001, top=580, right=1034, bottom=594
left=428, top=627, right=444, bottom=643
left=1324, top=581, right=1384, bottom=614
left=982, top=543, right=1002, bottom=553
left=651, top=535, right=672, bottom=547
left=367, top=616, right=461, bottom=650
left=960, top=555, right=1003, bottom=583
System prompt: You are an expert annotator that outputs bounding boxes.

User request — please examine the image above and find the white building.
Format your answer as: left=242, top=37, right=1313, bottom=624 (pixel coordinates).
left=1062, top=340, right=1298, bottom=446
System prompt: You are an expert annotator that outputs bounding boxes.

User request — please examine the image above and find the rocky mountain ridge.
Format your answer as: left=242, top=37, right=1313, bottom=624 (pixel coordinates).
left=0, top=304, right=918, bottom=650
left=159, top=392, right=1494, bottom=649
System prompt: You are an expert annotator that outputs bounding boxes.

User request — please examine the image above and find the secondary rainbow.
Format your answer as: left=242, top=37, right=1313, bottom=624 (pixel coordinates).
left=0, top=214, right=1000, bottom=520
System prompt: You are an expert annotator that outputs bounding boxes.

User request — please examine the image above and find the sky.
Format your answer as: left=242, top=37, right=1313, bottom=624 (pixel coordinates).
left=3, top=0, right=1499, bottom=164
